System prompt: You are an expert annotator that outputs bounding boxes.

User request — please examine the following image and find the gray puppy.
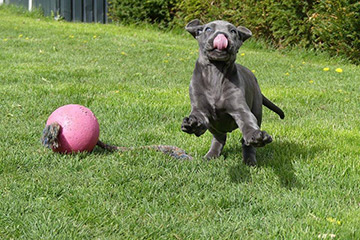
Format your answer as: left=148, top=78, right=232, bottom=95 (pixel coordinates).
left=181, top=19, right=284, bottom=165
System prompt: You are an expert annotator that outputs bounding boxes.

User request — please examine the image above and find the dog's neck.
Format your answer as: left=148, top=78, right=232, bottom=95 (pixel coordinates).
left=210, top=60, right=236, bottom=74
left=197, top=49, right=237, bottom=74
left=198, top=57, right=237, bottom=75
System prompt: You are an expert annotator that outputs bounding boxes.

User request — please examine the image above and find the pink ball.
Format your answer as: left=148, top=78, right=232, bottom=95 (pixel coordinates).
left=46, top=104, right=100, bottom=153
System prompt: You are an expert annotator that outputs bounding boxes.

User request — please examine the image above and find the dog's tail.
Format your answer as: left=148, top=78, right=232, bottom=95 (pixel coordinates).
left=262, top=95, right=285, bottom=119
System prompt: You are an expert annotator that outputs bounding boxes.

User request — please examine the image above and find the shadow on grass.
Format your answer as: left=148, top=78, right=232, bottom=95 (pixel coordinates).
left=91, top=145, right=119, bottom=156
left=228, top=139, right=323, bottom=189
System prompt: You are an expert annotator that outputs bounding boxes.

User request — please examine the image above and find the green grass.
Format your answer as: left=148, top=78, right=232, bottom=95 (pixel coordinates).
left=1, top=5, right=360, bottom=239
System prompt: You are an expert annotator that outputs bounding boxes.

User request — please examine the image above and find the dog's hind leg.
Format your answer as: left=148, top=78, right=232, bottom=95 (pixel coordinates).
left=241, top=138, right=257, bottom=166
left=205, top=133, right=227, bottom=159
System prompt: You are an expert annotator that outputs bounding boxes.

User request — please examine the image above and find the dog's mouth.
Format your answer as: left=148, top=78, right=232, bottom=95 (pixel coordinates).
left=205, top=33, right=230, bottom=52
left=205, top=34, right=232, bottom=61
left=213, top=34, right=228, bottom=51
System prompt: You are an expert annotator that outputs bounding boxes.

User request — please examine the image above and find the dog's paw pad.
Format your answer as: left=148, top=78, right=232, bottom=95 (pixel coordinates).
left=246, top=130, right=272, bottom=147
left=181, top=115, right=207, bottom=136
left=181, top=117, right=194, bottom=132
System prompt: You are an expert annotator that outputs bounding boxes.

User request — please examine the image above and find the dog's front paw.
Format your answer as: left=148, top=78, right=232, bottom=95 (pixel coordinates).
left=244, top=130, right=272, bottom=147
left=181, top=115, right=207, bottom=137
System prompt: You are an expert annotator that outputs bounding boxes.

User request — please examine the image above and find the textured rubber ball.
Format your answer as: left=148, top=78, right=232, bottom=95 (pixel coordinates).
left=43, top=104, right=100, bottom=153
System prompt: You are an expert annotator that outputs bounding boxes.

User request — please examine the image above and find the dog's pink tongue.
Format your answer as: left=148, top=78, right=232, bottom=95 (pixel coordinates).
left=213, top=34, right=228, bottom=50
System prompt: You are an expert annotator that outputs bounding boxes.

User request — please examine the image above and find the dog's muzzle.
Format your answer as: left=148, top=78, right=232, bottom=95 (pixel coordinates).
left=213, top=34, right=228, bottom=50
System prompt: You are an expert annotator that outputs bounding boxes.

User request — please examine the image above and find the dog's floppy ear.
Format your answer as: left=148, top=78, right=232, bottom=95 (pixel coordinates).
left=237, top=26, right=252, bottom=42
left=185, top=19, right=204, bottom=38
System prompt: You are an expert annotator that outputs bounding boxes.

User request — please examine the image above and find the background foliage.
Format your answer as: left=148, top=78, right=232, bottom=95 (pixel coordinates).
left=107, top=0, right=177, bottom=27
left=108, top=0, right=360, bottom=64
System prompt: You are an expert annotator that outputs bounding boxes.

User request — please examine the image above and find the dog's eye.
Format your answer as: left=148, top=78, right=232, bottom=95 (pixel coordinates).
left=230, top=29, right=237, bottom=34
left=205, top=27, right=212, bottom=32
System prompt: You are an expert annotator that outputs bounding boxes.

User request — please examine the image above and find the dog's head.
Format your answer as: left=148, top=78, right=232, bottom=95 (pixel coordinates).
left=186, top=20, right=252, bottom=63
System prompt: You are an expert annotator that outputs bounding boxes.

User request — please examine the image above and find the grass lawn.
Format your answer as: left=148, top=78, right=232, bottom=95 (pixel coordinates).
left=1, top=5, right=360, bottom=239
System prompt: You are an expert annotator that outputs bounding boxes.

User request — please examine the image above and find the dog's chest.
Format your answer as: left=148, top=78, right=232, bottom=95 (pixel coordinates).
left=205, top=77, right=236, bottom=123
left=204, top=74, right=236, bottom=112
left=209, top=93, right=237, bottom=132
left=193, top=67, right=240, bottom=132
